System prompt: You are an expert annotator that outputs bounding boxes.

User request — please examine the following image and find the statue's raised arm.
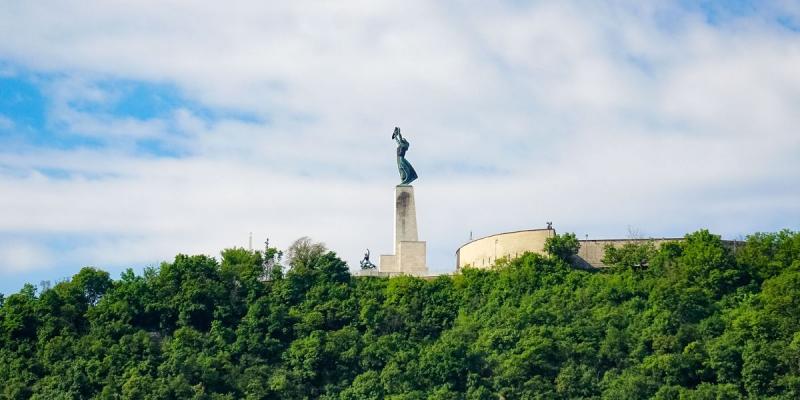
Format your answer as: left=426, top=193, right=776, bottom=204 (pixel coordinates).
left=392, top=127, right=418, bottom=185
left=392, top=127, right=405, bottom=144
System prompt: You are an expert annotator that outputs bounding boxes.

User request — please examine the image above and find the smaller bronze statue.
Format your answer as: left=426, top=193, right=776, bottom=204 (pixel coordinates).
left=360, top=249, right=376, bottom=269
left=392, top=127, right=418, bottom=185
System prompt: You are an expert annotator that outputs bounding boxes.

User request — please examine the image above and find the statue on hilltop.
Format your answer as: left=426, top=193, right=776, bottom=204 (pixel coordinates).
left=392, top=127, right=418, bottom=185
left=360, top=249, right=376, bottom=269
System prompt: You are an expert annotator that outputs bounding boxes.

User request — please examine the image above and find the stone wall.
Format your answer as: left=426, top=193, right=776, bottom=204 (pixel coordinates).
left=455, top=229, right=690, bottom=270
left=574, top=238, right=682, bottom=269
left=455, top=228, right=556, bottom=270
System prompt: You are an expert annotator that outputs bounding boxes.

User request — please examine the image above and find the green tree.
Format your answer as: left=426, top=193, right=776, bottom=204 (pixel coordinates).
left=544, top=232, right=580, bottom=263
left=602, top=241, right=659, bottom=270
left=1, top=229, right=798, bottom=399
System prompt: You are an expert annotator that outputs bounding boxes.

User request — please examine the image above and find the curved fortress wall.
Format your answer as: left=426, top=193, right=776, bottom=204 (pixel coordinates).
left=456, top=229, right=556, bottom=270
left=456, top=229, right=691, bottom=270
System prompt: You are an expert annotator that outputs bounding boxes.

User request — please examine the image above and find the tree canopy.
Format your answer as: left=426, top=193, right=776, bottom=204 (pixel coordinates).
left=544, top=232, right=581, bottom=263
left=1, top=230, right=799, bottom=399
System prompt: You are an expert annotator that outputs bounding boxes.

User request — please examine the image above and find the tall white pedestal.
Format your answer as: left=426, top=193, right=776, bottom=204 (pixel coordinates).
left=379, top=185, right=427, bottom=275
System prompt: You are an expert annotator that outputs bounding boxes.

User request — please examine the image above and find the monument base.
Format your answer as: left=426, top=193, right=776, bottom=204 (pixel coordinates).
left=379, top=254, right=398, bottom=272
left=379, top=185, right=428, bottom=275
left=398, top=240, right=426, bottom=273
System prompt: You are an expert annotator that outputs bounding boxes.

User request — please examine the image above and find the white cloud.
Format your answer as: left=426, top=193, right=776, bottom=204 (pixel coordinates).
left=0, top=1, right=799, bottom=283
left=0, top=240, right=54, bottom=274
left=0, top=115, right=13, bottom=130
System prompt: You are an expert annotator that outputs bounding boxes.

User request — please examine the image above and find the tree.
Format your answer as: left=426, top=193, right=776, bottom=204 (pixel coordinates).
left=602, top=241, right=658, bottom=270
left=285, top=237, right=327, bottom=271
left=1, top=229, right=798, bottom=399
left=544, top=232, right=580, bottom=263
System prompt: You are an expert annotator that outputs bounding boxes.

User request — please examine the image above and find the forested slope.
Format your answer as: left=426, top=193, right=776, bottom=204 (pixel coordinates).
left=1, top=230, right=799, bottom=399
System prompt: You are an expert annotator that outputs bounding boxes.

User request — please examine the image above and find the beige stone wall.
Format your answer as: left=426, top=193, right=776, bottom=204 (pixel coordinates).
left=456, top=229, right=556, bottom=270
left=454, top=228, right=744, bottom=270
left=355, top=269, right=449, bottom=279
left=398, top=241, right=426, bottom=273
left=379, top=254, right=398, bottom=272
left=575, top=238, right=682, bottom=268
left=455, top=230, right=690, bottom=270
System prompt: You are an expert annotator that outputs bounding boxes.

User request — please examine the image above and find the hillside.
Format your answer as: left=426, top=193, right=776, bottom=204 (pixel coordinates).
left=1, top=230, right=799, bottom=399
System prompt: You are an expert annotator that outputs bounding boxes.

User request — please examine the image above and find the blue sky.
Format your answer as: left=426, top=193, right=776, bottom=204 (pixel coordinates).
left=1, top=1, right=799, bottom=294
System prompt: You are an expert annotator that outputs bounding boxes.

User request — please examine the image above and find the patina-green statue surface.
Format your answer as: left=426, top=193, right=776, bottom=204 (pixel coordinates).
left=392, top=127, right=418, bottom=185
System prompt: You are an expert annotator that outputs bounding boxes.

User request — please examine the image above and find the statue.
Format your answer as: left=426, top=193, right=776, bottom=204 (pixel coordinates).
left=360, top=249, right=376, bottom=269
left=392, top=127, right=418, bottom=185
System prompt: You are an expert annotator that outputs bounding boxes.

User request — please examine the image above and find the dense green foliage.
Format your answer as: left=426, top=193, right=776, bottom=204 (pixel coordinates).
left=1, top=229, right=799, bottom=399
left=544, top=232, right=581, bottom=262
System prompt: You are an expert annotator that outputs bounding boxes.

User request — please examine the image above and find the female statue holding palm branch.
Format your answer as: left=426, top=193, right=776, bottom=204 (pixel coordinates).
left=392, top=127, right=418, bottom=185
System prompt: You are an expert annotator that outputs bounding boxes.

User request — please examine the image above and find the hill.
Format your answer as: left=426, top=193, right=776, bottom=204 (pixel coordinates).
left=1, top=229, right=799, bottom=399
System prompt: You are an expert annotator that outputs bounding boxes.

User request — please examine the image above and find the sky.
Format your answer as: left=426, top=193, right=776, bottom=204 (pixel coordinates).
left=1, top=1, right=799, bottom=294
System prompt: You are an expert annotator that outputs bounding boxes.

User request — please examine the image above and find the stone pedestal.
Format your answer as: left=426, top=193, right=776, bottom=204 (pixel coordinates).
left=379, top=185, right=427, bottom=275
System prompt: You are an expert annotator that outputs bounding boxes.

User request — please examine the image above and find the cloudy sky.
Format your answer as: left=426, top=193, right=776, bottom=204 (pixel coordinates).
left=1, top=1, right=799, bottom=294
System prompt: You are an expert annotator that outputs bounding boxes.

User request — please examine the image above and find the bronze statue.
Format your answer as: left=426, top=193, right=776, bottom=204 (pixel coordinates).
left=360, top=249, right=376, bottom=269
left=392, top=127, right=418, bottom=185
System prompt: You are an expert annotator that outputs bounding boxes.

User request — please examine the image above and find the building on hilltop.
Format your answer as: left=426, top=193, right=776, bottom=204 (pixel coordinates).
left=455, top=228, right=557, bottom=270
left=454, top=226, right=709, bottom=270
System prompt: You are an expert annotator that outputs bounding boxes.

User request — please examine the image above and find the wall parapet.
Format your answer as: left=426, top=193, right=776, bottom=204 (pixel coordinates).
left=455, top=228, right=744, bottom=270
left=455, top=228, right=556, bottom=270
